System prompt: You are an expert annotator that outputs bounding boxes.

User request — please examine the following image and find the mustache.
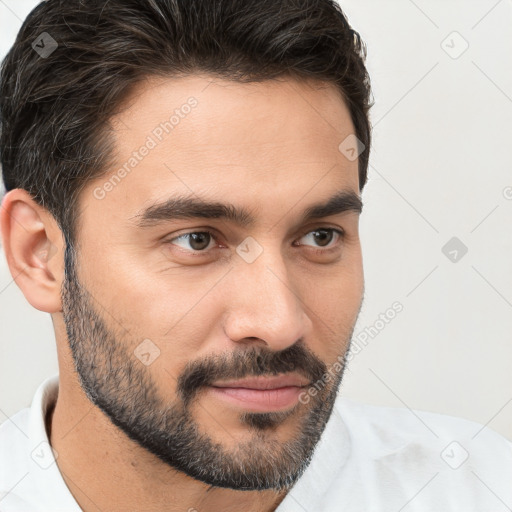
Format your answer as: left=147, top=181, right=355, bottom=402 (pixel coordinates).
left=177, top=340, right=328, bottom=406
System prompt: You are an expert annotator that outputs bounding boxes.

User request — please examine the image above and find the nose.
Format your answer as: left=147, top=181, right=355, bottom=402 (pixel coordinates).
left=222, top=246, right=313, bottom=352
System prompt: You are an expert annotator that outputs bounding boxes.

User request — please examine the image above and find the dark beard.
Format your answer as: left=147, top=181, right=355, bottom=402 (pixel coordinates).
left=60, top=241, right=350, bottom=491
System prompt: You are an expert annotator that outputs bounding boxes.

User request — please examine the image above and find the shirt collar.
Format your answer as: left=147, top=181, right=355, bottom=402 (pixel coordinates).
left=276, top=401, right=352, bottom=511
left=26, top=373, right=82, bottom=511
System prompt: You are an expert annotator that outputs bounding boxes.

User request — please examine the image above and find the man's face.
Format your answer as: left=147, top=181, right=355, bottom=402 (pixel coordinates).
left=61, top=74, right=364, bottom=491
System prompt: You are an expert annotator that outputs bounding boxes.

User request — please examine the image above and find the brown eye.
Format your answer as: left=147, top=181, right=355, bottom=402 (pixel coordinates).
left=296, top=228, right=344, bottom=249
left=312, top=229, right=334, bottom=247
left=169, top=231, right=215, bottom=252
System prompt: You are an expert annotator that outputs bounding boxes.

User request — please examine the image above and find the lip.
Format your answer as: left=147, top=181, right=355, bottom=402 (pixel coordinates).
left=211, top=374, right=310, bottom=390
left=208, top=374, right=311, bottom=412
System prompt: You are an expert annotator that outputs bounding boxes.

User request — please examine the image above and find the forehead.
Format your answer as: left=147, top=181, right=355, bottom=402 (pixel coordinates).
left=80, top=73, right=360, bottom=227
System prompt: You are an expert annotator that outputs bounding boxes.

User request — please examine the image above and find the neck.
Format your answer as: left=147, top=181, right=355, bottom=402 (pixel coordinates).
left=47, top=375, right=289, bottom=512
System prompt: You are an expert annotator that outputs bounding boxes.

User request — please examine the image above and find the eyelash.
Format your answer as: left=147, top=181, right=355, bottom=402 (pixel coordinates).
left=165, top=227, right=345, bottom=255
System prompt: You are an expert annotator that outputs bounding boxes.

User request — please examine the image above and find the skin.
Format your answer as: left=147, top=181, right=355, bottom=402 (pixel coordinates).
left=0, top=74, right=364, bottom=512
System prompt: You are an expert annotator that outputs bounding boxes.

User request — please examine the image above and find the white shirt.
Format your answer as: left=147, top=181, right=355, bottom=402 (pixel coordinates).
left=1, top=374, right=511, bottom=511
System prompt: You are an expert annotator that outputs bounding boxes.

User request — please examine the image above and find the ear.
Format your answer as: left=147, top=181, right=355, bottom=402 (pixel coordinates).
left=0, top=189, right=65, bottom=313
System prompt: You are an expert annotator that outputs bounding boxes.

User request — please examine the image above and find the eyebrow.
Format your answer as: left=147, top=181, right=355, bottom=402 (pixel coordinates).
left=131, top=189, right=363, bottom=229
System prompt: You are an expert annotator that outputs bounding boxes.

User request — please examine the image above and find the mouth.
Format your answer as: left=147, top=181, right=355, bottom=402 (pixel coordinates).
left=208, top=374, right=311, bottom=412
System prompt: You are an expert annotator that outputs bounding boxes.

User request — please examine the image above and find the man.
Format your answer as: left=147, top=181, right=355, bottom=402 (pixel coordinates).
left=0, top=1, right=510, bottom=511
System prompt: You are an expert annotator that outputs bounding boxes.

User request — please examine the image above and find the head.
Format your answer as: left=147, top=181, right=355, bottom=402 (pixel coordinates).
left=0, top=0, right=372, bottom=492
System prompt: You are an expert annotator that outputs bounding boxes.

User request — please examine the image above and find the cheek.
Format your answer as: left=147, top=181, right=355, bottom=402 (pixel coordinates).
left=81, top=250, right=224, bottom=364
left=120, top=278, right=223, bottom=360
left=301, top=266, right=363, bottom=360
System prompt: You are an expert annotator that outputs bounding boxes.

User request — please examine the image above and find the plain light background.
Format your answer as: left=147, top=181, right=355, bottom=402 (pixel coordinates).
left=1, top=0, right=511, bottom=440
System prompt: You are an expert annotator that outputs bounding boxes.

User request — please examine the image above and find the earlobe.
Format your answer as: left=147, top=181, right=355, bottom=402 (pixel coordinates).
left=0, top=188, right=64, bottom=313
